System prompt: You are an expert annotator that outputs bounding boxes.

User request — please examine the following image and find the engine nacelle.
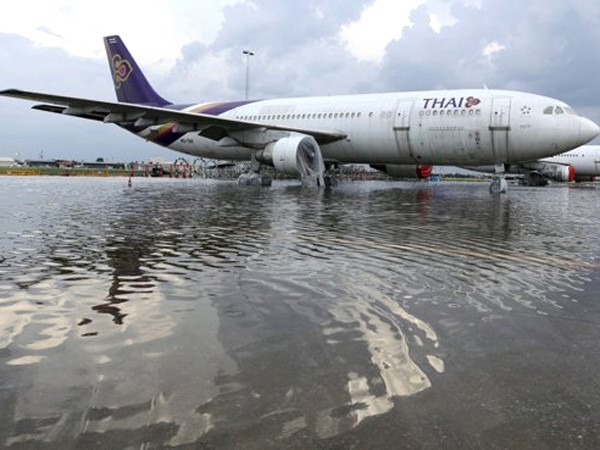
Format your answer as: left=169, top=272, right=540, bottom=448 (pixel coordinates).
left=370, top=164, right=433, bottom=179
left=538, top=164, right=575, bottom=182
left=256, top=134, right=325, bottom=185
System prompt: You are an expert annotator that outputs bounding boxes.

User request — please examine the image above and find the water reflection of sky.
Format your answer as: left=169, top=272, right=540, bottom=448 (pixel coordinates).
left=1, top=178, right=599, bottom=447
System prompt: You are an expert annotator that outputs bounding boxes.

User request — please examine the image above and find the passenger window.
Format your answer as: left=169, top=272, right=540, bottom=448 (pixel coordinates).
left=543, top=106, right=554, bottom=115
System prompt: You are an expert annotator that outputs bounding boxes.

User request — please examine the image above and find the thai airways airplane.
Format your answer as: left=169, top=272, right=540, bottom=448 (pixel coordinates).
left=1, top=35, right=598, bottom=192
left=463, top=144, right=600, bottom=185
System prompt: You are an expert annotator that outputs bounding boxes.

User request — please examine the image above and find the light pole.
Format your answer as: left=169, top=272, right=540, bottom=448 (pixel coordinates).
left=243, top=50, right=255, bottom=100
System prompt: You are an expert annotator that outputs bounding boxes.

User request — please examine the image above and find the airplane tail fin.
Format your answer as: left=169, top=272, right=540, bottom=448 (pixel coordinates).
left=103, top=35, right=171, bottom=106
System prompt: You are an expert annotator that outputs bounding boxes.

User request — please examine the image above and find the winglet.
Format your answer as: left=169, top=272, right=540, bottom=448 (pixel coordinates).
left=103, top=35, right=171, bottom=106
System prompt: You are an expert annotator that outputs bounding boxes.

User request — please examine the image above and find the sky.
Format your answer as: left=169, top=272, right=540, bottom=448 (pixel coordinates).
left=1, top=0, right=600, bottom=162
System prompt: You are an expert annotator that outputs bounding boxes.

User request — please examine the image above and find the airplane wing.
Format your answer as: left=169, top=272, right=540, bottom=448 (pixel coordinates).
left=0, top=89, right=346, bottom=145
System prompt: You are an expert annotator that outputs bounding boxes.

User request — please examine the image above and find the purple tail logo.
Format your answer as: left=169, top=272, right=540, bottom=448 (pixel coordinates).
left=111, top=54, right=133, bottom=89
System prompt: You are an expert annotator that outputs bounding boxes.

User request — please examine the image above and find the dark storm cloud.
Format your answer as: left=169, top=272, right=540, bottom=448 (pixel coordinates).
left=0, top=33, right=109, bottom=96
left=3, top=0, right=600, bottom=160
left=381, top=0, right=600, bottom=109
left=0, top=33, right=175, bottom=160
left=164, top=0, right=377, bottom=100
left=212, top=0, right=367, bottom=55
left=172, top=0, right=600, bottom=111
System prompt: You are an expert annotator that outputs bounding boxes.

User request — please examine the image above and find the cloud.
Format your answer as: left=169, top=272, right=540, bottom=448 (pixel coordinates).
left=2, top=0, right=600, bottom=161
left=339, top=0, right=427, bottom=63
left=0, top=33, right=176, bottom=161
left=0, top=0, right=244, bottom=69
left=165, top=0, right=375, bottom=100
left=380, top=0, right=600, bottom=107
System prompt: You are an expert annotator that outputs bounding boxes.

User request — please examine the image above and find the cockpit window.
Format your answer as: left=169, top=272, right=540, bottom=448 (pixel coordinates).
left=543, top=105, right=576, bottom=115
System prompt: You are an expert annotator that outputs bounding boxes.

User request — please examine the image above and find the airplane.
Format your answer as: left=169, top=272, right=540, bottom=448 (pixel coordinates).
left=461, top=144, right=600, bottom=185
left=1, top=35, right=598, bottom=192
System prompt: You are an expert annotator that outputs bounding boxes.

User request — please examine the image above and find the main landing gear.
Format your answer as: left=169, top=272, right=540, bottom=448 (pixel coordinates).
left=237, top=152, right=273, bottom=186
left=489, top=163, right=508, bottom=194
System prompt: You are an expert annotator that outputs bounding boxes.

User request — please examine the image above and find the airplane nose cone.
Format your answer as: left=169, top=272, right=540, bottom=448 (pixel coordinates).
left=579, top=117, right=600, bottom=144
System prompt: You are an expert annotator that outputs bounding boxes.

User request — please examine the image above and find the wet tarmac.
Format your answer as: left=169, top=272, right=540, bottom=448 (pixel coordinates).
left=1, top=177, right=599, bottom=449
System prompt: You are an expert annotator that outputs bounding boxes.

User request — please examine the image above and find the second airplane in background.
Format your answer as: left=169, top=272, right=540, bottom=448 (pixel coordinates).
left=1, top=35, right=598, bottom=192
left=462, top=144, right=600, bottom=185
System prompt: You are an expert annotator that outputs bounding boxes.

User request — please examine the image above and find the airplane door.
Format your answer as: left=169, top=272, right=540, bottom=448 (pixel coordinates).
left=490, top=98, right=511, bottom=163
left=394, top=99, right=414, bottom=160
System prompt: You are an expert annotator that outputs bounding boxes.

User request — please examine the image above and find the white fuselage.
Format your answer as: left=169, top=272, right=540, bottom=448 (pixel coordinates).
left=540, top=145, right=600, bottom=177
left=145, top=89, right=598, bottom=166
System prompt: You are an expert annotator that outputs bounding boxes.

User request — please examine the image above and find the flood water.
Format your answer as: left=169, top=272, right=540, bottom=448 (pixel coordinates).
left=1, top=176, right=600, bottom=449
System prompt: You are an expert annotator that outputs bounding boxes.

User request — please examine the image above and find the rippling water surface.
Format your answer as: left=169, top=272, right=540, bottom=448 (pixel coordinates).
left=1, top=177, right=600, bottom=449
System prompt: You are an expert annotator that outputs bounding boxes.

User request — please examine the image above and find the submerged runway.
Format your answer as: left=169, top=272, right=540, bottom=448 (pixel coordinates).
left=1, top=177, right=599, bottom=449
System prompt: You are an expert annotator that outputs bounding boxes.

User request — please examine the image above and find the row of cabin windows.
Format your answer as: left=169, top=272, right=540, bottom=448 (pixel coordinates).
left=235, top=109, right=484, bottom=121
left=235, top=111, right=364, bottom=121
left=419, top=109, right=482, bottom=117
left=234, top=106, right=578, bottom=121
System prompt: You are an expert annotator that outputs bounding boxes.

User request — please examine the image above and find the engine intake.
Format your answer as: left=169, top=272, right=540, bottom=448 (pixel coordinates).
left=257, top=134, right=325, bottom=186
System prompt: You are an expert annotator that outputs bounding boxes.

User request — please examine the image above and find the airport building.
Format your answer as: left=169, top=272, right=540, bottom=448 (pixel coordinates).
left=0, top=156, right=18, bottom=167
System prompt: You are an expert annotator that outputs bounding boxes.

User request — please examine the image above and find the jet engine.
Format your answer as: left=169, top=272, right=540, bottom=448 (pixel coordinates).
left=536, top=163, right=575, bottom=182
left=517, top=162, right=575, bottom=186
left=257, top=134, right=325, bottom=186
left=370, top=164, right=433, bottom=179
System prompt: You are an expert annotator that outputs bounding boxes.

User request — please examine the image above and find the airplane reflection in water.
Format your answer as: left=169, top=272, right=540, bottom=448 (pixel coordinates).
left=2, top=178, right=599, bottom=448
left=0, top=181, right=446, bottom=443
left=1, top=35, right=599, bottom=192
left=326, top=282, right=443, bottom=429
